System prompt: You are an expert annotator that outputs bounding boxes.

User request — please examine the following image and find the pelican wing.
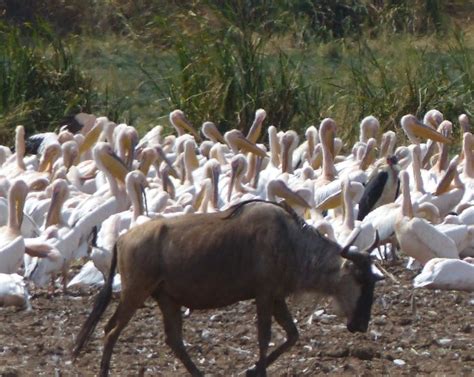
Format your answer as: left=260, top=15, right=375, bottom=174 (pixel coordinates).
left=414, top=258, right=474, bottom=291
left=410, top=218, right=459, bottom=259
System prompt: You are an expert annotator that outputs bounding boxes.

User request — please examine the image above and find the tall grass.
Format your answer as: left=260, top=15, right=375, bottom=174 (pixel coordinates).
left=0, top=20, right=94, bottom=144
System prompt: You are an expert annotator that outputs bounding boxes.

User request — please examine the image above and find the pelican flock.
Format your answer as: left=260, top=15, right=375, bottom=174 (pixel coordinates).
left=0, top=108, right=474, bottom=308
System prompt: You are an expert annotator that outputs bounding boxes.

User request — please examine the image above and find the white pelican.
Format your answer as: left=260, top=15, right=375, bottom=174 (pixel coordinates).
left=414, top=257, right=474, bottom=292
left=401, top=114, right=450, bottom=145
left=459, top=113, right=470, bottom=133
left=246, top=108, right=267, bottom=144
left=169, top=109, right=200, bottom=140
left=0, top=273, right=30, bottom=309
left=394, top=171, right=458, bottom=265
left=0, top=180, right=28, bottom=273
left=359, top=115, right=380, bottom=143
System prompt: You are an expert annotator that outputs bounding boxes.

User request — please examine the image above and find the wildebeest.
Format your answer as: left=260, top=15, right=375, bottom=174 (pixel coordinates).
left=72, top=200, right=382, bottom=376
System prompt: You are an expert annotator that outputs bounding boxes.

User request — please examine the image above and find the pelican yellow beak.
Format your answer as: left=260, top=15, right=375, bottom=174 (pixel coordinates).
left=434, top=161, right=457, bottom=195
left=202, top=121, right=226, bottom=144
left=79, top=122, right=103, bottom=155
left=101, top=149, right=129, bottom=184
left=269, top=180, right=311, bottom=208
left=406, top=117, right=451, bottom=144
left=234, top=133, right=267, bottom=158
left=171, top=110, right=200, bottom=141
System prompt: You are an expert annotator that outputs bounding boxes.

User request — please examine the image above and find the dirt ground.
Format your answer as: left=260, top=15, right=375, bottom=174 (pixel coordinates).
left=1, top=260, right=473, bottom=377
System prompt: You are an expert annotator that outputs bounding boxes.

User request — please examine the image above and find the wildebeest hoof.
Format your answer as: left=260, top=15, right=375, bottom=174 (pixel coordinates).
left=246, top=367, right=265, bottom=377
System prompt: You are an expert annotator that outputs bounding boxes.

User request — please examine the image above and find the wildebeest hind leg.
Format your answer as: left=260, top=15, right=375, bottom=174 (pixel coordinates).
left=100, top=301, right=140, bottom=377
left=265, top=298, right=298, bottom=367
left=156, top=294, right=203, bottom=377
left=246, top=296, right=273, bottom=377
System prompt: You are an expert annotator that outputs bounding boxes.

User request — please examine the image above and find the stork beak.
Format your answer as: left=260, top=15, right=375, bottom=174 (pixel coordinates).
left=79, top=122, right=103, bottom=155
left=270, top=180, right=311, bottom=208
left=411, top=118, right=451, bottom=144
left=101, top=149, right=129, bottom=184
left=234, top=134, right=267, bottom=158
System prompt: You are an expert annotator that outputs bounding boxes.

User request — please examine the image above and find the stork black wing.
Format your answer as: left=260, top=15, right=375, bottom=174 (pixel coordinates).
left=357, top=171, right=388, bottom=221
left=25, top=134, right=45, bottom=155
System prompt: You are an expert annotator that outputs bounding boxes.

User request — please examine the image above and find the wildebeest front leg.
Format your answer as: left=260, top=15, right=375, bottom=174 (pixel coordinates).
left=265, top=298, right=298, bottom=367
left=156, top=294, right=203, bottom=377
left=246, top=296, right=273, bottom=377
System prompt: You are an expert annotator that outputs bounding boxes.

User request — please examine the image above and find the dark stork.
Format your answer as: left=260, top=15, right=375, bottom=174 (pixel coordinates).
left=357, top=155, right=400, bottom=221
left=24, top=113, right=95, bottom=155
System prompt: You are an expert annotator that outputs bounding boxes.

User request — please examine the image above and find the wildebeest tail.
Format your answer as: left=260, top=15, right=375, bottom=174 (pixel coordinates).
left=72, top=243, right=118, bottom=359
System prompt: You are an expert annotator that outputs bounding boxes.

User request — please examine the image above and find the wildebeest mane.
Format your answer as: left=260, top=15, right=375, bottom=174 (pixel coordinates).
left=222, top=199, right=321, bottom=237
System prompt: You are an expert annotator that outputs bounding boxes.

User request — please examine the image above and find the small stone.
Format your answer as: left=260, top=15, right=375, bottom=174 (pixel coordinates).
left=436, top=338, right=452, bottom=346
left=393, top=359, right=406, bottom=366
left=324, top=347, right=349, bottom=358
left=351, top=347, right=375, bottom=360
left=398, top=318, right=412, bottom=326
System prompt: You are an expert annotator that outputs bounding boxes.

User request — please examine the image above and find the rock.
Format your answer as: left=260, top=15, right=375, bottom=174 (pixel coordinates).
left=393, top=359, right=406, bottom=366
left=351, top=346, right=375, bottom=360
left=0, top=368, right=19, bottom=377
left=398, top=318, right=412, bottom=326
left=460, top=324, right=471, bottom=333
left=436, top=338, right=452, bottom=347
left=323, top=347, right=349, bottom=358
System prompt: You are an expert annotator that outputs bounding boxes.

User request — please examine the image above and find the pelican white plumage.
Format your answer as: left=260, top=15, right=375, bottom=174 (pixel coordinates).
left=394, top=171, right=459, bottom=264
left=0, top=180, right=28, bottom=273
left=0, top=273, right=30, bottom=309
left=414, top=257, right=474, bottom=292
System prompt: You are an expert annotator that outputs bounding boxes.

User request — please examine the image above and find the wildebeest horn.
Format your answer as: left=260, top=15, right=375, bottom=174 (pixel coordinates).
left=341, top=227, right=361, bottom=255
left=365, top=230, right=380, bottom=254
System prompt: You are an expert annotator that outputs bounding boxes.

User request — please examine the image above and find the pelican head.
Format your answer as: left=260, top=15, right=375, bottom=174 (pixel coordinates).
left=201, top=121, right=226, bottom=144
left=93, top=142, right=129, bottom=184
left=170, top=110, right=200, bottom=140
left=423, top=109, right=443, bottom=128
left=400, top=114, right=450, bottom=144
left=359, top=116, right=380, bottom=143
left=246, top=108, right=267, bottom=144
left=224, top=129, right=266, bottom=158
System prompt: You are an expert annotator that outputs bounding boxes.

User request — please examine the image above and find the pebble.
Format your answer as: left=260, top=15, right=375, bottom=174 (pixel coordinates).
left=436, top=338, right=452, bottom=346
left=351, top=347, right=375, bottom=360
left=393, top=359, right=406, bottom=366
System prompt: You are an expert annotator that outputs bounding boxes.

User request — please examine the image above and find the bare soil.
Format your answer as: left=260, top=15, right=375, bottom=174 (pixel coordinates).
left=1, top=261, right=473, bottom=376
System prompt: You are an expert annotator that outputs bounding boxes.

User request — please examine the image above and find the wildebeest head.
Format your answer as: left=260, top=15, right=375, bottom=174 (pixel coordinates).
left=333, top=231, right=382, bottom=333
